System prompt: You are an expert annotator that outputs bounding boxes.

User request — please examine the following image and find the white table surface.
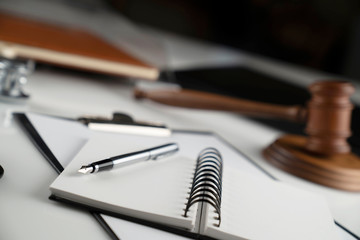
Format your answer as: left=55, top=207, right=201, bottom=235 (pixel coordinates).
left=0, top=0, right=359, bottom=239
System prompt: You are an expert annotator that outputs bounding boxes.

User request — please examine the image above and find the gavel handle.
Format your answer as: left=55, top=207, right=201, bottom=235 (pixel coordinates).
left=134, top=88, right=307, bottom=122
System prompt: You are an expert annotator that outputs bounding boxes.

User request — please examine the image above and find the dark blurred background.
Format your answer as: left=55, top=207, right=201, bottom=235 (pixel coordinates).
left=101, top=0, right=360, bottom=153
left=104, top=0, right=360, bottom=80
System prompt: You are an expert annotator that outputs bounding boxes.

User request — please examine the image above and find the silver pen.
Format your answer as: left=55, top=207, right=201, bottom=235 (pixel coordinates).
left=78, top=143, right=179, bottom=174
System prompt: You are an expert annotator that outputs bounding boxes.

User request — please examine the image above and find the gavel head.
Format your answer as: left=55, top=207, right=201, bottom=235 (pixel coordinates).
left=304, top=80, right=355, bottom=155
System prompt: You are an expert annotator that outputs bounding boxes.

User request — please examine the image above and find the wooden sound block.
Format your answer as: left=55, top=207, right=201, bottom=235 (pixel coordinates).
left=263, top=134, right=360, bottom=191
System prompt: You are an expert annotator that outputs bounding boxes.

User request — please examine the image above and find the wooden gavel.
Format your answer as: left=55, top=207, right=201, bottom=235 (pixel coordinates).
left=135, top=80, right=355, bottom=156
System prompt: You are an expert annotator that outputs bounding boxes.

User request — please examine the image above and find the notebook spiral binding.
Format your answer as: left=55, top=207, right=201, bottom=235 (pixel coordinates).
left=184, top=147, right=223, bottom=227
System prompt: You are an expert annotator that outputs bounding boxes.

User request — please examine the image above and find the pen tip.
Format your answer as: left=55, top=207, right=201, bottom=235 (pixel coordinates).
left=78, top=165, right=93, bottom=174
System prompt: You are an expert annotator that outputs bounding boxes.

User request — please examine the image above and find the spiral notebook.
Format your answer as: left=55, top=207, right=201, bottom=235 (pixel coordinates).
left=49, top=131, right=338, bottom=240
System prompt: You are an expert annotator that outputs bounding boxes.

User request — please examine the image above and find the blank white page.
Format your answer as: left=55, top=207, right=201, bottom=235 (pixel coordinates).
left=204, top=167, right=339, bottom=240
left=50, top=131, right=197, bottom=230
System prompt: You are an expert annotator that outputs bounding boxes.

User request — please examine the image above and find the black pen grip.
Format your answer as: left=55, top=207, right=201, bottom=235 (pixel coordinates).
left=92, top=159, right=114, bottom=172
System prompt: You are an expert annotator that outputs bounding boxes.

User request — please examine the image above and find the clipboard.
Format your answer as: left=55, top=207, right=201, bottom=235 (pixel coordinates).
left=14, top=112, right=359, bottom=240
left=14, top=113, right=119, bottom=239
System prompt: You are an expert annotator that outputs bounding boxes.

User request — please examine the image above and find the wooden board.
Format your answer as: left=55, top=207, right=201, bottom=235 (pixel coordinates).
left=0, top=12, right=159, bottom=80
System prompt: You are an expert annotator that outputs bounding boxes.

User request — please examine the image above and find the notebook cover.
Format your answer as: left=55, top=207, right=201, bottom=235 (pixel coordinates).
left=0, top=12, right=159, bottom=80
